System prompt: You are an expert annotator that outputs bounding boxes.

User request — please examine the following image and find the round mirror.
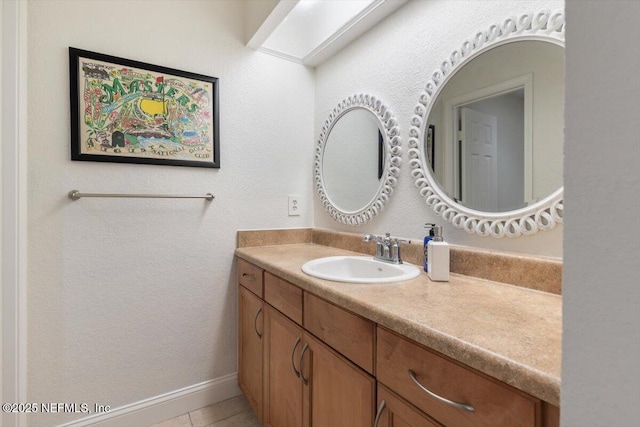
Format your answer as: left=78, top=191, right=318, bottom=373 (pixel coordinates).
left=409, top=10, right=565, bottom=237
left=323, top=108, right=385, bottom=212
left=315, top=94, right=401, bottom=225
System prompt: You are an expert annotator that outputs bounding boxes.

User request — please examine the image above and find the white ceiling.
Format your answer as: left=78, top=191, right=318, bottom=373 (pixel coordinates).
left=246, top=0, right=408, bottom=67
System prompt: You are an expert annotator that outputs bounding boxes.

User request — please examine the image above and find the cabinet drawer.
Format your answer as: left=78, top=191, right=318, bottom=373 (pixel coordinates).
left=237, top=258, right=263, bottom=297
left=265, top=272, right=302, bottom=325
left=376, top=328, right=539, bottom=427
left=304, top=293, right=374, bottom=374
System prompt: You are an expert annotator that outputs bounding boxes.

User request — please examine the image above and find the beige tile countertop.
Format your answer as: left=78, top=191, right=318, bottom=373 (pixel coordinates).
left=235, top=243, right=561, bottom=406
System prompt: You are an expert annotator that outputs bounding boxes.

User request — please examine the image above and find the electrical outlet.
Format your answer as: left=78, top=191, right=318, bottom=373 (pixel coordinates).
left=288, top=195, right=302, bottom=216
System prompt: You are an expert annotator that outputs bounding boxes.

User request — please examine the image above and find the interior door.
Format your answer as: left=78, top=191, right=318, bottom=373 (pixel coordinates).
left=461, top=107, right=498, bottom=211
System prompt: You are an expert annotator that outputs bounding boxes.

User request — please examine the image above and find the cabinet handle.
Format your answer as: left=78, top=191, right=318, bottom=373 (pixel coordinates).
left=298, top=343, right=309, bottom=385
left=373, top=399, right=386, bottom=427
left=241, top=273, right=255, bottom=282
left=253, top=308, right=262, bottom=338
left=291, top=337, right=301, bottom=378
left=408, top=369, right=475, bottom=412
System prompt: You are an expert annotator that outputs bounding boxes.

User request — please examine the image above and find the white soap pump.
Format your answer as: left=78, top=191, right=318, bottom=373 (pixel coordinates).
left=425, top=224, right=450, bottom=282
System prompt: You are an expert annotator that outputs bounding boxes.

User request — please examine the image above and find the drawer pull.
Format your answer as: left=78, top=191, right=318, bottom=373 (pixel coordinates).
left=299, top=343, right=309, bottom=385
left=408, top=369, right=475, bottom=412
left=373, top=399, right=386, bottom=427
left=241, top=273, right=255, bottom=282
left=291, top=337, right=301, bottom=378
left=253, top=308, right=262, bottom=338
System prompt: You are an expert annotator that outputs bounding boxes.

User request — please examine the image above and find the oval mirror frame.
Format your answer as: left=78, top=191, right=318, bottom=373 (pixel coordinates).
left=315, top=94, right=402, bottom=225
left=408, top=10, right=565, bottom=238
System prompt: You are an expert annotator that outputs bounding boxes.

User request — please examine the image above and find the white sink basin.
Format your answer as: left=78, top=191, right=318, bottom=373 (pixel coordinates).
left=301, top=256, right=420, bottom=284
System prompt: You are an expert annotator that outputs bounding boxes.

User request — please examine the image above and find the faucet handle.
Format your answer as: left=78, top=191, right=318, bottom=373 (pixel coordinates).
left=393, top=237, right=411, bottom=244
left=363, top=234, right=380, bottom=243
left=363, top=233, right=391, bottom=244
left=390, top=236, right=411, bottom=264
left=389, top=236, right=411, bottom=246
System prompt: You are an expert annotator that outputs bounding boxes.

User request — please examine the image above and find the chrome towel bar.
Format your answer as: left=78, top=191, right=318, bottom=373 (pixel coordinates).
left=68, top=190, right=215, bottom=201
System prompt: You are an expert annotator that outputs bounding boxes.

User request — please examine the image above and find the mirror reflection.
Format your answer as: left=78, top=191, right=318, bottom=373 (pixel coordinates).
left=426, top=41, right=564, bottom=212
left=322, top=108, right=385, bottom=213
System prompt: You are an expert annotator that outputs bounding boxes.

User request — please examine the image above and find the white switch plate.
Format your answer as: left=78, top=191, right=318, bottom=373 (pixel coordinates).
left=288, top=195, right=302, bottom=216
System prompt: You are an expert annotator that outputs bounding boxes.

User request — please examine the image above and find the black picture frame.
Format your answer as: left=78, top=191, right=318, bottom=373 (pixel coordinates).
left=69, top=47, right=220, bottom=168
left=377, top=130, right=384, bottom=180
left=427, top=124, right=435, bottom=172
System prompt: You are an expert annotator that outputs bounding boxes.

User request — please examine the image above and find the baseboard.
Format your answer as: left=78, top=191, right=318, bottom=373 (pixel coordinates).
left=57, top=373, right=241, bottom=427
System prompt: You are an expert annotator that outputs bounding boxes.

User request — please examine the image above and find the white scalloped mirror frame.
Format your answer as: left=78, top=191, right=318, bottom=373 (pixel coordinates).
left=408, top=10, right=565, bottom=238
left=315, top=94, right=402, bottom=225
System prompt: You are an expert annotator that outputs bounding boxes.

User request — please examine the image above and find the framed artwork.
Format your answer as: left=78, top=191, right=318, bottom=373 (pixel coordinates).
left=69, top=47, right=219, bottom=168
left=426, top=124, right=435, bottom=171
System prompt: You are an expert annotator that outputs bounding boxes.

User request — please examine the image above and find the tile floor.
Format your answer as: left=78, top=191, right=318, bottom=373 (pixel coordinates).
left=150, top=395, right=261, bottom=427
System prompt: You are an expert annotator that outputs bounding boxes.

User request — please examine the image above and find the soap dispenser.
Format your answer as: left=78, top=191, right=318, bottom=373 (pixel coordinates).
left=425, top=225, right=450, bottom=282
left=423, top=223, right=435, bottom=272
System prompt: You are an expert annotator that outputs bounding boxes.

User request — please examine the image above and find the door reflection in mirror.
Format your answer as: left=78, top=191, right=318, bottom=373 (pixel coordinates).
left=455, top=88, right=525, bottom=212
left=426, top=41, right=564, bottom=213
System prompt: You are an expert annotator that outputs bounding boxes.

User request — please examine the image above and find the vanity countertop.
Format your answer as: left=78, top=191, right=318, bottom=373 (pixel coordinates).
left=235, top=243, right=561, bottom=406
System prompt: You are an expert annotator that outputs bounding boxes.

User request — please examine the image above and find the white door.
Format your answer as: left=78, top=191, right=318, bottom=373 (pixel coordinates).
left=461, top=107, right=498, bottom=211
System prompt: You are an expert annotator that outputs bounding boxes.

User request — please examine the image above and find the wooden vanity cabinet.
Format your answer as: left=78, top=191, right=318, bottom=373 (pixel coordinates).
left=237, top=258, right=558, bottom=427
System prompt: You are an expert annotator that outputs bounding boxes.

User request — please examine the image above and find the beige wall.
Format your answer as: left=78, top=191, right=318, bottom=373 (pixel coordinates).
left=27, top=1, right=314, bottom=425
left=22, top=1, right=640, bottom=426
left=562, top=0, right=640, bottom=424
left=244, top=0, right=279, bottom=44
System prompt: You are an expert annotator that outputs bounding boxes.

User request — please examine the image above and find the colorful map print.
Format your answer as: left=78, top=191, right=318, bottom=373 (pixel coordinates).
left=78, top=57, right=215, bottom=162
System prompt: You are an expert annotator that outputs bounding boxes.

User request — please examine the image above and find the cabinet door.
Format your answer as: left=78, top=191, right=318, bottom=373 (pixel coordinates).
left=238, top=286, right=264, bottom=421
left=375, top=384, right=442, bottom=427
left=301, top=332, right=375, bottom=427
left=264, top=305, right=304, bottom=427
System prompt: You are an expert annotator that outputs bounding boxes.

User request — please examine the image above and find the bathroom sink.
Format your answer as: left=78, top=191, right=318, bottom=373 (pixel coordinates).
left=301, top=256, right=420, bottom=284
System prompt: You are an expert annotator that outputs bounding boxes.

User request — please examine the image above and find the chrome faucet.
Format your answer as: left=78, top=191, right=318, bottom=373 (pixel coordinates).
left=363, top=233, right=411, bottom=264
